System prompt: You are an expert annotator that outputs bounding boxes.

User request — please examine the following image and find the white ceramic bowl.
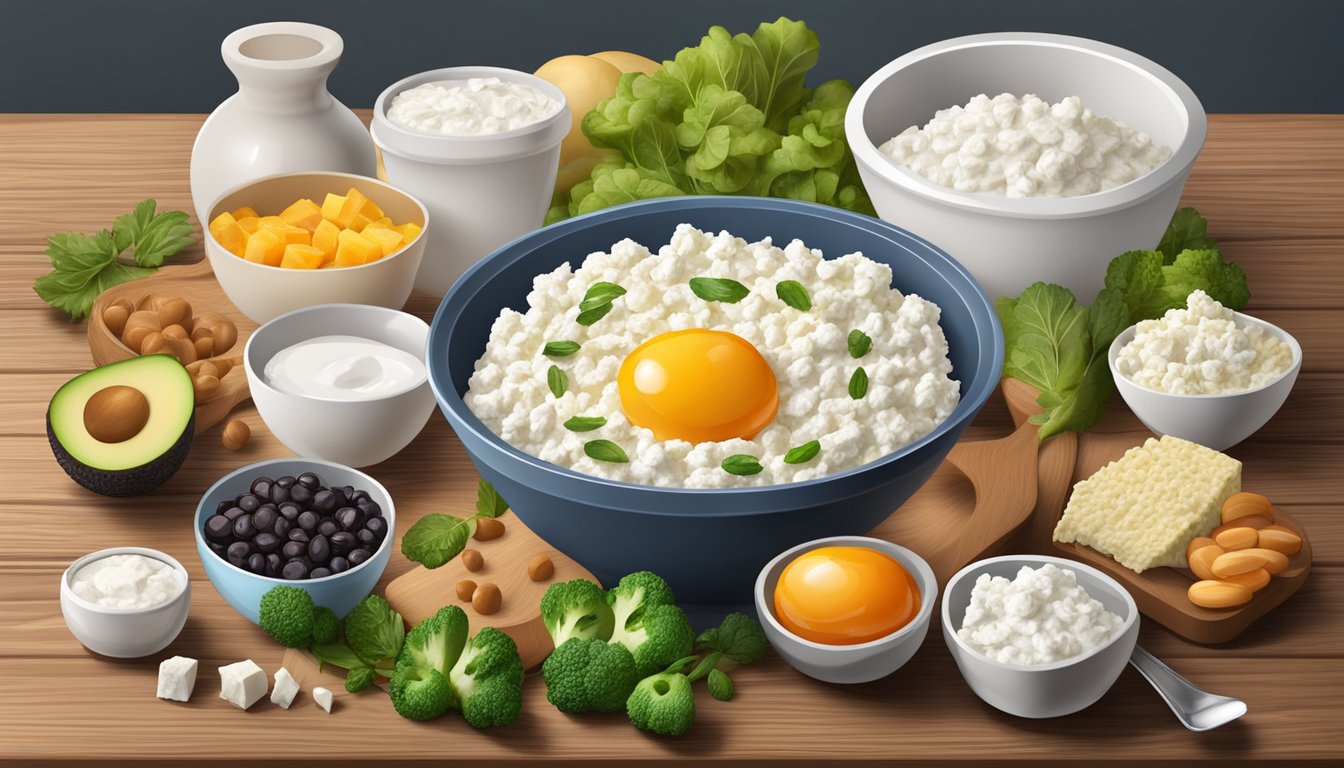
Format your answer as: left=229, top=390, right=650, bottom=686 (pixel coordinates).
left=755, top=536, right=937, bottom=684
left=1108, top=311, right=1302, bottom=450
left=941, top=555, right=1139, bottom=718
left=245, top=303, right=436, bottom=467
left=60, top=547, right=192, bottom=658
left=204, top=171, right=429, bottom=324
left=846, top=32, right=1206, bottom=299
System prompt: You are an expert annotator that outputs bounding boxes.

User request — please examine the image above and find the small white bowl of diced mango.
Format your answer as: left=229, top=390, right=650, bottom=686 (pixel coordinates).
left=204, top=171, right=428, bottom=323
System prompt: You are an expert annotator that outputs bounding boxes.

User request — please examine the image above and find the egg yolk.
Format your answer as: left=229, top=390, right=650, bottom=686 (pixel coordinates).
left=773, top=546, right=921, bottom=645
left=618, top=329, right=778, bottom=443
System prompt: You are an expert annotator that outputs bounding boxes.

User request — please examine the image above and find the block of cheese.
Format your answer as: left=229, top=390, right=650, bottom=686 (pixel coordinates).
left=312, top=686, right=334, bottom=714
left=1053, top=435, right=1241, bottom=572
left=156, top=656, right=198, bottom=703
left=270, top=667, right=300, bottom=709
left=218, top=659, right=268, bottom=710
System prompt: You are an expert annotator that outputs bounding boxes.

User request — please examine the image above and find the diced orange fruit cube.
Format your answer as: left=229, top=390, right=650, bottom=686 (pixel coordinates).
left=335, top=229, right=381, bottom=267
left=243, top=228, right=285, bottom=267
left=366, top=216, right=394, bottom=231
left=280, top=244, right=325, bottom=269
left=312, top=219, right=341, bottom=264
left=229, top=206, right=259, bottom=220
left=237, top=216, right=260, bottom=235
left=280, top=198, right=323, bottom=231
left=362, top=226, right=404, bottom=257
left=208, top=212, right=248, bottom=257
left=396, top=222, right=422, bottom=243
left=357, top=193, right=384, bottom=222
left=321, top=193, right=346, bottom=224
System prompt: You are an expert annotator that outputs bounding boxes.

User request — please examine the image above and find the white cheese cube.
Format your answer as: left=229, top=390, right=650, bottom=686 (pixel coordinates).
left=312, top=686, right=334, bottom=714
left=218, top=659, right=268, bottom=710
left=270, top=667, right=300, bottom=709
left=156, top=656, right=198, bottom=702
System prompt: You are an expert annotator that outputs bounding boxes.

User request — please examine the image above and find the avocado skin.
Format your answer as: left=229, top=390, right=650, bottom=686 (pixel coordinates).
left=46, top=410, right=194, bottom=497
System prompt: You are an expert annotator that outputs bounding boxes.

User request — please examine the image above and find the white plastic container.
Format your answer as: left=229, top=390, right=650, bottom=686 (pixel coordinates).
left=371, top=67, right=570, bottom=299
left=190, top=22, right=377, bottom=227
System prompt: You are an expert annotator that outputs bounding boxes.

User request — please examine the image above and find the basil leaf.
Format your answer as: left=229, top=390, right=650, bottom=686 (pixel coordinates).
left=400, top=513, right=477, bottom=569
left=721, top=454, right=763, bottom=476
left=543, top=340, right=581, bottom=357
left=848, top=367, right=868, bottom=399
left=576, top=302, right=614, bottom=326
left=847, top=329, right=872, bottom=358
left=547, top=364, right=568, bottom=398
left=579, top=281, right=626, bottom=311
left=707, top=668, right=735, bottom=702
left=775, top=280, right=811, bottom=311
left=564, top=415, right=608, bottom=432
left=690, top=276, right=750, bottom=303
left=783, top=440, right=821, bottom=464
left=584, top=439, right=629, bottom=463
left=475, top=479, right=508, bottom=519
left=311, top=641, right=366, bottom=672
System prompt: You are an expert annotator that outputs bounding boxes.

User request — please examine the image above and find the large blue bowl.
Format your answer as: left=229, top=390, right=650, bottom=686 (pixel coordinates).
left=428, top=197, right=1002, bottom=604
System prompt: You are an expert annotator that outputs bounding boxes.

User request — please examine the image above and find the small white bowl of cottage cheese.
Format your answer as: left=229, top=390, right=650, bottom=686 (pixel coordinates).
left=1109, top=291, right=1302, bottom=450
left=846, top=33, right=1206, bottom=299
left=60, top=547, right=192, bottom=658
left=941, top=555, right=1139, bottom=719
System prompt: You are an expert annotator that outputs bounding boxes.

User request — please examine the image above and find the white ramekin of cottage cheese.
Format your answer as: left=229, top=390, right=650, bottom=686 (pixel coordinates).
left=942, top=555, right=1139, bottom=719
left=847, top=33, right=1206, bottom=299
left=371, top=67, right=570, bottom=298
left=1109, top=296, right=1302, bottom=451
left=60, top=546, right=192, bottom=658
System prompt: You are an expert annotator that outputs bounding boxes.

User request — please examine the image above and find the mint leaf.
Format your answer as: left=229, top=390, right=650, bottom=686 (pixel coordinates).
left=547, top=365, right=568, bottom=398
left=584, top=439, right=629, bottom=463
left=721, top=454, right=763, bottom=476
left=775, top=280, right=811, bottom=311
left=848, top=367, right=868, bottom=399
left=783, top=440, right=820, bottom=464
left=543, top=340, right=581, bottom=357
left=847, top=329, right=872, bottom=359
left=690, top=276, right=750, bottom=303
left=563, top=415, right=607, bottom=432
left=400, top=513, right=477, bottom=569
left=475, top=479, right=508, bottom=519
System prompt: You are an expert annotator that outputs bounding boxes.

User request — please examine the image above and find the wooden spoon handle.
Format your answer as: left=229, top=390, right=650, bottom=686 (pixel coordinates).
left=941, top=418, right=1041, bottom=577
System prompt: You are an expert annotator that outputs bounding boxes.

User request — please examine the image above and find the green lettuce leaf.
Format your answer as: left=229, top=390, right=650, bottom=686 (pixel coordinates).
left=1157, top=207, right=1217, bottom=262
left=1162, top=248, right=1251, bottom=310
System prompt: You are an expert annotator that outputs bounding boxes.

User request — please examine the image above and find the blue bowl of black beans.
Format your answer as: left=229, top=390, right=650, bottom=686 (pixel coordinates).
left=194, top=457, right=395, bottom=622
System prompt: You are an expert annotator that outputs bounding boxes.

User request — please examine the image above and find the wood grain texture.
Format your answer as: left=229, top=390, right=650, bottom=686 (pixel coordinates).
left=0, top=114, right=1341, bottom=765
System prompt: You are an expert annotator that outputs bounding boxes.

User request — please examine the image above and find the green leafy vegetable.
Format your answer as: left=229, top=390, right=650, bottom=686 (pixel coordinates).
left=1157, top=207, right=1217, bottom=261
left=584, top=439, right=629, bottom=463
left=576, top=303, right=614, bottom=326
left=848, top=367, right=868, bottom=399
left=690, top=276, right=750, bottom=303
left=547, top=18, right=872, bottom=224
left=475, top=479, right=509, bottom=519
left=775, top=280, right=811, bottom=311
left=401, top=479, right=512, bottom=568
left=543, top=340, right=581, bottom=357
left=721, top=454, right=763, bottom=476
left=782, top=440, right=820, bottom=465
left=847, top=329, right=872, bottom=358
left=707, top=668, right=735, bottom=701
left=33, top=199, right=196, bottom=321
left=576, top=281, right=625, bottom=326
left=564, top=415, right=608, bottom=432
left=547, top=365, right=568, bottom=398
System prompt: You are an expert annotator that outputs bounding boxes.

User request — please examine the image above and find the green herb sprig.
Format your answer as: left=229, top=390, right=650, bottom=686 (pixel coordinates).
left=690, top=277, right=750, bottom=303
left=400, top=479, right=510, bottom=569
left=775, top=280, right=811, bottom=311
left=576, top=281, right=626, bottom=326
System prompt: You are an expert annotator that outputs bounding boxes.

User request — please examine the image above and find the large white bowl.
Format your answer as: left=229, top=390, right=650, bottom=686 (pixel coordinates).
left=1109, top=311, right=1302, bottom=450
left=60, top=547, right=192, bottom=658
left=847, top=33, right=1206, bottom=299
left=204, top=171, right=428, bottom=324
left=245, top=303, right=436, bottom=467
left=942, top=555, right=1139, bottom=718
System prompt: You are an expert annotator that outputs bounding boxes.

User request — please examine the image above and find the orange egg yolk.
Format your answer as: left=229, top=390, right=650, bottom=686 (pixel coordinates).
left=617, top=329, right=778, bottom=443
left=773, top=546, right=921, bottom=645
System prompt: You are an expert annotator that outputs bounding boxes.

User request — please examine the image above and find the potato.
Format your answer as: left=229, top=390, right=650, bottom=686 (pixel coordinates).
left=589, top=50, right=660, bottom=76
left=534, top=55, right=625, bottom=185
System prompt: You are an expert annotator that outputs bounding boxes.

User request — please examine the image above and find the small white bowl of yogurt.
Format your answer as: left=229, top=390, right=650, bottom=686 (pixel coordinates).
left=245, top=303, right=437, bottom=467
left=60, top=547, right=192, bottom=658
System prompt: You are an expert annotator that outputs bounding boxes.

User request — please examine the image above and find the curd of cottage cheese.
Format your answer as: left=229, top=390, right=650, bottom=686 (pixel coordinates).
left=1115, top=290, right=1295, bottom=395
left=70, top=553, right=184, bottom=610
left=958, top=564, right=1125, bottom=666
left=463, top=224, right=961, bottom=488
left=387, top=77, right=561, bottom=136
left=880, top=93, right=1172, bottom=198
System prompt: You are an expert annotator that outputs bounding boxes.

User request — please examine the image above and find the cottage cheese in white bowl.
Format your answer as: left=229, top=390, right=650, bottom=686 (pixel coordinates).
left=60, top=547, right=192, bottom=658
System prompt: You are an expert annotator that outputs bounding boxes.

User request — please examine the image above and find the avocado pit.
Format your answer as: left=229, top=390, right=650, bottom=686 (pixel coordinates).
left=84, top=385, right=150, bottom=443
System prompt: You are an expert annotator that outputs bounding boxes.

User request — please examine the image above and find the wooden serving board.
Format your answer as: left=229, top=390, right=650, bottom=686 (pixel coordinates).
left=1003, top=379, right=1313, bottom=644
left=87, top=260, right=256, bottom=435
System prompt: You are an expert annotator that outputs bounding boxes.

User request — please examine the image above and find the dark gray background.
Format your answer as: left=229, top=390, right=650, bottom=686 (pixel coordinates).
left=2, top=0, right=1337, bottom=113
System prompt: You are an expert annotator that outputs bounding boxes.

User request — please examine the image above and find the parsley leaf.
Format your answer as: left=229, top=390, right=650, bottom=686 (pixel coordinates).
left=113, top=199, right=196, bottom=268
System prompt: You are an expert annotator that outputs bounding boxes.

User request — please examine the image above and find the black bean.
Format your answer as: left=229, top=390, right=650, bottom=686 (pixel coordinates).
left=282, top=540, right=307, bottom=560
left=208, top=541, right=226, bottom=556
left=288, top=483, right=313, bottom=506
left=335, top=506, right=363, bottom=531
left=232, top=514, right=255, bottom=539
left=250, top=477, right=272, bottom=498
left=254, top=532, right=280, bottom=554
left=281, top=559, right=308, bottom=580
left=311, top=489, right=337, bottom=513
left=237, top=493, right=260, bottom=513
left=273, top=516, right=291, bottom=538
left=364, top=517, right=387, bottom=539
left=252, top=506, right=277, bottom=533
left=297, top=510, right=318, bottom=531
left=335, top=486, right=353, bottom=504
left=215, top=499, right=233, bottom=515
left=317, top=520, right=338, bottom=538
left=356, top=529, right=376, bottom=546
left=310, top=567, right=331, bottom=579
left=297, top=472, right=321, bottom=489
left=269, top=483, right=290, bottom=505
left=226, top=541, right=251, bottom=567
left=308, top=534, right=331, bottom=564
left=247, top=553, right=266, bottom=574
left=265, top=553, right=283, bottom=577
left=356, top=498, right=381, bottom=518
left=329, top=531, right=356, bottom=553
left=328, top=556, right=349, bottom=574
left=222, top=505, right=246, bottom=521
left=352, top=489, right=370, bottom=503
left=287, top=529, right=310, bottom=544
left=348, top=548, right=371, bottom=567
left=276, top=475, right=297, bottom=489
left=204, top=514, right=233, bottom=541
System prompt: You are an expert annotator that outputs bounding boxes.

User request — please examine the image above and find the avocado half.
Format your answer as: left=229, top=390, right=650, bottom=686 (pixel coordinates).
left=47, top=354, right=195, bottom=497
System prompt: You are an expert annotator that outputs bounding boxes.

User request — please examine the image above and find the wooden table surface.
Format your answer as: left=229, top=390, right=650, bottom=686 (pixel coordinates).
left=1, top=114, right=1340, bottom=766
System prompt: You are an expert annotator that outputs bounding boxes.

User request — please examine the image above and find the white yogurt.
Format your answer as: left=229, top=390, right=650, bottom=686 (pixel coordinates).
left=387, top=77, right=561, bottom=136
left=264, top=335, right=426, bottom=401
left=70, top=554, right=183, bottom=610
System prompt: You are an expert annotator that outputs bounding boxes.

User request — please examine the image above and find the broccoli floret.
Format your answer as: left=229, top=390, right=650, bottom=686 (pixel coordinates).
left=626, top=672, right=695, bottom=736
left=449, top=627, right=524, bottom=728
left=607, top=573, right=693, bottom=676
left=542, top=638, right=639, bottom=714
left=258, top=585, right=314, bottom=648
left=540, top=578, right=615, bottom=648
left=344, top=594, right=406, bottom=671
left=312, top=606, right=340, bottom=645
left=389, top=665, right=454, bottom=720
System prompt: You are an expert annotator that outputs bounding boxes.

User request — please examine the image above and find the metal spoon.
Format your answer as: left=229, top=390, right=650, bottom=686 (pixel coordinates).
left=1129, top=645, right=1247, bottom=731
